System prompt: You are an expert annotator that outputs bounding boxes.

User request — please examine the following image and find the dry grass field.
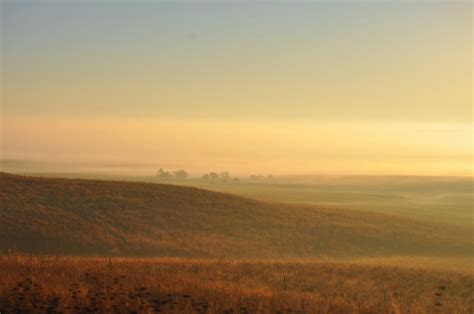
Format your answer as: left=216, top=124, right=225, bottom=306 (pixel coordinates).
left=14, top=169, right=472, bottom=228
left=0, top=254, right=472, bottom=314
left=2, top=1, right=472, bottom=312
left=0, top=173, right=471, bottom=258
left=1, top=173, right=472, bottom=313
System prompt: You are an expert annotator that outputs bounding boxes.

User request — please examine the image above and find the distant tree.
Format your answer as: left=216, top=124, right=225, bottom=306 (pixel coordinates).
left=209, top=172, right=219, bottom=180
left=220, top=171, right=231, bottom=180
left=201, top=171, right=239, bottom=183
left=157, top=168, right=171, bottom=178
left=220, top=171, right=231, bottom=183
left=267, top=174, right=273, bottom=180
left=173, top=169, right=189, bottom=179
left=250, top=174, right=265, bottom=181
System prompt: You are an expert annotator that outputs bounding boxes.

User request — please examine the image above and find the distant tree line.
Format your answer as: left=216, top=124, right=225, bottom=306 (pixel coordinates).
left=156, top=168, right=274, bottom=183
left=200, top=171, right=240, bottom=183
left=156, top=168, right=189, bottom=179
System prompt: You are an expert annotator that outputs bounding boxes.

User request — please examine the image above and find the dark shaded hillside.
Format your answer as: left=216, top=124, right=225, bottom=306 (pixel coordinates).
left=0, top=173, right=471, bottom=257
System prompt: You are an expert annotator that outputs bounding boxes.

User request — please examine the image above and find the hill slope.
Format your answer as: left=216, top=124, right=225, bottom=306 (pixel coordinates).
left=0, top=173, right=470, bottom=257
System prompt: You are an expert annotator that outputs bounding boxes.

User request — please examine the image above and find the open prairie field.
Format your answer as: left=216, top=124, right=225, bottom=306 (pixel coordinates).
left=0, top=255, right=472, bottom=314
left=0, top=173, right=474, bottom=313
left=12, top=168, right=472, bottom=227
left=1, top=173, right=472, bottom=313
left=2, top=1, right=472, bottom=313
left=1, top=173, right=471, bottom=257
left=163, top=176, right=474, bottom=228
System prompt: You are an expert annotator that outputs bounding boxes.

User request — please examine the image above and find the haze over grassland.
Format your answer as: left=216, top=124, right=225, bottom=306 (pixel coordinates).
left=0, top=1, right=472, bottom=313
left=0, top=0, right=471, bottom=261
left=4, top=160, right=471, bottom=227
left=2, top=173, right=472, bottom=258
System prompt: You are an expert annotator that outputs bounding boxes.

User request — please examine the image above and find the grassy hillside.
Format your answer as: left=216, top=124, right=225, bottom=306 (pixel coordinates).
left=166, top=176, right=474, bottom=227
left=15, top=170, right=472, bottom=226
left=0, top=173, right=471, bottom=257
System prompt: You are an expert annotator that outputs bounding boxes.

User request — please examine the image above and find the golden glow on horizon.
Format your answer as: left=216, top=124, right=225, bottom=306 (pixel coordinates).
left=2, top=116, right=472, bottom=176
left=1, top=2, right=472, bottom=176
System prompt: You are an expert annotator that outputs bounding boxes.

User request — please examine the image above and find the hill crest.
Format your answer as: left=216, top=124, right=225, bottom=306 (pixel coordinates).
left=0, top=173, right=470, bottom=258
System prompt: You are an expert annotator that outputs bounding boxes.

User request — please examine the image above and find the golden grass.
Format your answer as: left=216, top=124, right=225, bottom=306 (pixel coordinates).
left=1, top=173, right=471, bottom=258
left=0, top=254, right=472, bottom=313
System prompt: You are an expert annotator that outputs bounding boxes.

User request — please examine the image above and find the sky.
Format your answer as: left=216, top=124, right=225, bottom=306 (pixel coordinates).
left=1, top=1, right=472, bottom=176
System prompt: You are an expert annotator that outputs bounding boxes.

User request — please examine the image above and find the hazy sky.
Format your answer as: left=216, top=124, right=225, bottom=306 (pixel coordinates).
left=1, top=1, right=472, bottom=176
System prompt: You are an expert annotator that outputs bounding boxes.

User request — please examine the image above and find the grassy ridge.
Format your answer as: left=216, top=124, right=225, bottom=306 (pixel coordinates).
left=15, top=171, right=472, bottom=226
left=165, top=176, right=474, bottom=227
left=0, top=173, right=471, bottom=257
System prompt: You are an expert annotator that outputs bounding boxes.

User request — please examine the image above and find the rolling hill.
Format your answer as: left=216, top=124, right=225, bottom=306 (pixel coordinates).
left=0, top=172, right=471, bottom=257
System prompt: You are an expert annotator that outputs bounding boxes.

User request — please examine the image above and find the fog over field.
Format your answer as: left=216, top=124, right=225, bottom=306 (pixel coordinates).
left=1, top=0, right=472, bottom=313
left=3, top=158, right=472, bottom=227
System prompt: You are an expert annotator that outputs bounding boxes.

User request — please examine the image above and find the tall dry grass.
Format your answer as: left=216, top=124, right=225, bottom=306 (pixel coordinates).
left=0, top=254, right=472, bottom=313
